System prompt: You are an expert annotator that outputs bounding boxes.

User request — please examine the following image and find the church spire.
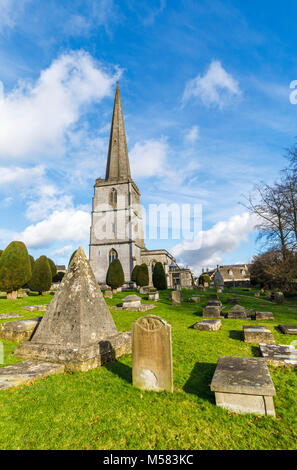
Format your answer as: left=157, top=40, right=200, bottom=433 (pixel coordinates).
left=105, top=82, right=132, bottom=182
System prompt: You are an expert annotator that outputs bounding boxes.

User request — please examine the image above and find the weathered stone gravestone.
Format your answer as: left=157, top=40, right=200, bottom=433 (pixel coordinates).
left=216, top=288, right=223, bottom=293
left=15, top=247, right=131, bottom=371
left=139, top=286, right=150, bottom=294
left=22, top=305, right=48, bottom=312
left=227, top=305, right=246, bottom=319
left=132, top=315, right=173, bottom=392
left=193, top=319, right=221, bottom=331
left=274, top=292, right=284, bottom=304
left=0, top=361, right=64, bottom=391
left=202, top=305, right=221, bottom=318
left=171, top=290, right=182, bottom=306
left=188, top=296, right=200, bottom=303
left=122, top=295, right=142, bottom=309
left=259, top=343, right=297, bottom=367
left=104, top=290, right=113, bottom=299
left=210, top=357, right=276, bottom=416
left=0, top=317, right=42, bottom=342
left=254, top=291, right=260, bottom=297
left=214, top=267, right=224, bottom=291
left=148, top=291, right=159, bottom=301
left=279, top=324, right=297, bottom=335
left=256, top=311, right=274, bottom=321
left=0, top=313, right=23, bottom=320
left=243, top=325, right=275, bottom=344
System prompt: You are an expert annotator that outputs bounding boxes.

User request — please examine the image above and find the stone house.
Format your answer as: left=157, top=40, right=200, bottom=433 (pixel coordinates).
left=202, top=264, right=250, bottom=287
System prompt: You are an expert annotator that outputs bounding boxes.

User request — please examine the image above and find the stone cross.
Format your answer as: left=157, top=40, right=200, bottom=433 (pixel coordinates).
left=132, top=314, right=173, bottom=392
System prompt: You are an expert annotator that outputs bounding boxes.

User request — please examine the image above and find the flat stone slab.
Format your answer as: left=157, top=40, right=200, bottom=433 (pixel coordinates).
left=0, top=313, right=24, bottom=320
left=112, top=304, right=156, bottom=312
left=279, top=325, right=297, bottom=335
left=259, top=343, right=297, bottom=366
left=188, top=296, right=200, bottom=303
left=210, top=357, right=276, bottom=416
left=15, top=331, right=132, bottom=372
left=227, top=305, right=247, bottom=319
left=0, top=317, right=42, bottom=342
left=256, top=311, right=274, bottom=321
left=22, top=305, right=48, bottom=312
left=193, top=319, right=221, bottom=331
left=243, top=325, right=275, bottom=344
left=0, top=360, right=65, bottom=390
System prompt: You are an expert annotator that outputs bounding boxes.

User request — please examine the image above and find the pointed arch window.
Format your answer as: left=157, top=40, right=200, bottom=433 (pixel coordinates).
left=109, top=188, right=117, bottom=207
left=109, top=248, right=118, bottom=265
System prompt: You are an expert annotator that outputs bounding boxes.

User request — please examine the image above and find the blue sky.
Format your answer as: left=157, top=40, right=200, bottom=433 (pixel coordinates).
left=0, top=0, right=296, bottom=274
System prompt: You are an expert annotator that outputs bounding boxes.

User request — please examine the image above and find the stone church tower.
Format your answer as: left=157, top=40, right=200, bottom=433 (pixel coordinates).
left=89, top=83, right=145, bottom=283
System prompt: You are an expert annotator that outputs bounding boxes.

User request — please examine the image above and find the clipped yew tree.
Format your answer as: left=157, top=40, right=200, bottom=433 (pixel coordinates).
left=29, top=255, right=35, bottom=272
left=106, top=258, right=125, bottom=290
left=28, top=255, right=52, bottom=295
left=0, top=241, right=31, bottom=300
left=136, top=263, right=149, bottom=287
left=131, top=265, right=140, bottom=284
left=47, top=257, right=57, bottom=280
left=152, top=262, right=167, bottom=290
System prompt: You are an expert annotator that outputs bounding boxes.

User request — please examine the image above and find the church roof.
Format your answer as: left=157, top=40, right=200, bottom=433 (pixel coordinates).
left=105, top=82, right=132, bottom=182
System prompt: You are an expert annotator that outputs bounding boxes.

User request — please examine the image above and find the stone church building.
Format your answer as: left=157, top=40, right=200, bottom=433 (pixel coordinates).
left=89, top=83, right=193, bottom=289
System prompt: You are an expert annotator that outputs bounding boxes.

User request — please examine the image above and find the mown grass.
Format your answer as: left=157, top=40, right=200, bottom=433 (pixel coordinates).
left=0, top=288, right=296, bottom=450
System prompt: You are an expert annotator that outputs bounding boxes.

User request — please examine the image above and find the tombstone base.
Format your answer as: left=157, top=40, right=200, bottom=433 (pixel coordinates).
left=15, top=331, right=131, bottom=372
left=214, top=391, right=275, bottom=416
left=210, top=357, right=276, bottom=416
left=0, top=317, right=42, bottom=342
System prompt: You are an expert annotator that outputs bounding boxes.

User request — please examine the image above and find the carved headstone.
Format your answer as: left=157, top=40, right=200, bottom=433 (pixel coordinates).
left=171, top=290, right=182, bottom=306
left=132, top=315, right=173, bottom=392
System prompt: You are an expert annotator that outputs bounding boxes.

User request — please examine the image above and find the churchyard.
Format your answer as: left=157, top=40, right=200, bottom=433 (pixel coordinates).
left=0, top=286, right=296, bottom=450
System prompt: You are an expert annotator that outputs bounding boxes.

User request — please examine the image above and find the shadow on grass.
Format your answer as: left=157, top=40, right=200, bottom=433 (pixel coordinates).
left=105, top=360, right=132, bottom=384
left=229, top=330, right=243, bottom=341
left=251, top=345, right=261, bottom=357
left=183, top=361, right=216, bottom=403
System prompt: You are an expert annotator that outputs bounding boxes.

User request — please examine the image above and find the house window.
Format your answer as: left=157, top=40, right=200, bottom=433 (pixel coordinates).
left=109, top=188, right=117, bottom=207
left=109, top=248, right=118, bottom=264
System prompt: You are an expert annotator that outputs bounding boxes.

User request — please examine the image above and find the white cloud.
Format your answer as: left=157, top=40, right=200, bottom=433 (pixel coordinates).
left=183, top=60, right=241, bottom=108
left=0, top=0, right=30, bottom=31
left=20, top=209, right=91, bottom=249
left=25, top=184, right=74, bottom=222
left=184, top=125, right=199, bottom=144
left=0, top=165, right=45, bottom=186
left=172, top=212, right=257, bottom=274
left=130, top=138, right=169, bottom=179
left=0, top=50, right=119, bottom=160
left=51, top=245, right=73, bottom=257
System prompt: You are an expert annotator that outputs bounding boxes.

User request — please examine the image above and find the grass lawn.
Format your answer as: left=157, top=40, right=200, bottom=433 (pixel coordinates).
left=0, top=288, right=296, bottom=450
